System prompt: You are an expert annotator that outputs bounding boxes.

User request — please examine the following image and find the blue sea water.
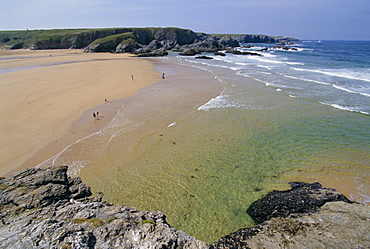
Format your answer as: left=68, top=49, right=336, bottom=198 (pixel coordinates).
left=39, top=40, right=370, bottom=243
left=177, top=40, right=370, bottom=115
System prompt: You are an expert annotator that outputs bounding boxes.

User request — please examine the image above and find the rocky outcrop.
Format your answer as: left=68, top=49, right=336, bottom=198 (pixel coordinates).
left=0, top=166, right=206, bottom=248
left=195, top=56, right=214, bottom=60
left=225, top=49, right=262, bottom=56
left=210, top=201, right=370, bottom=248
left=210, top=182, right=368, bottom=248
left=247, top=181, right=354, bottom=222
left=3, top=167, right=365, bottom=248
left=3, top=28, right=299, bottom=57
left=7, top=43, right=24, bottom=50
left=229, top=34, right=299, bottom=44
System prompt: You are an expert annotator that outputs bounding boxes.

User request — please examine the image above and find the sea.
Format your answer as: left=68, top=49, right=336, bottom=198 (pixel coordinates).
left=39, top=40, right=370, bottom=243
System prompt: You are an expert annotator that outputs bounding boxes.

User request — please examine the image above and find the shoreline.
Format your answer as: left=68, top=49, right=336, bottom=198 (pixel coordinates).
left=0, top=49, right=161, bottom=176
left=15, top=98, right=125, bottom=176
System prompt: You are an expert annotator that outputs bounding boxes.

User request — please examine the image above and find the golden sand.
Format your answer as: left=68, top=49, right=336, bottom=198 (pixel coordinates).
left=0, top=49, right=160, bottom=176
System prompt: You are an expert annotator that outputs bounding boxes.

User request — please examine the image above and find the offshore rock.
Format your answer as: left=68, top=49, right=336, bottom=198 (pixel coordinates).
left=195, top=56, right=213, bottom=60
left=0, top=166, right=206, bottom=249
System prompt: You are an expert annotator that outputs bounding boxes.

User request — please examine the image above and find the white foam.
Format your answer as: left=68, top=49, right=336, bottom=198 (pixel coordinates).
left=285, top=62, right=305, bottom=65
left=198, top=94, right=250, bottom=110
left=319, top=102, right=369, bottom=115
left=333, top=84, right=370, bottom=97
left=292, top=68, right=370, bottom=83
left=278, top=72, right=331, bottom=85
left=168, top=122, right=177, bottom=127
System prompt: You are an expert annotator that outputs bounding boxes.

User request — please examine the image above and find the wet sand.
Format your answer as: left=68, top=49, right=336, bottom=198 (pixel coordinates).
left=0, top=49, right=160, bottom=176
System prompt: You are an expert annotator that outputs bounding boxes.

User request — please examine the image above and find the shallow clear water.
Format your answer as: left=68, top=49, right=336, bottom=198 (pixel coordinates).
left=39, top=41, right=370, bottom=243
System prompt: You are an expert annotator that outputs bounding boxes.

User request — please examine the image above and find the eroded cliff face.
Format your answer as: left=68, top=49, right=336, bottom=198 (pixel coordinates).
left=17, top=27, right=299, bottom=55
left=1, top=167, right=368, bottom=248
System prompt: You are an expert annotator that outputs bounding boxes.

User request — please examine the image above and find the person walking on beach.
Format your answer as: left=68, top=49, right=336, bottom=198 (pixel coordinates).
left=93, top=112, right=96, bottom=119
left=162, top=73, right=165, bottom=79
left=96, top=112, right=99, bottom=119
left=131, top=75, right=134, bottom=80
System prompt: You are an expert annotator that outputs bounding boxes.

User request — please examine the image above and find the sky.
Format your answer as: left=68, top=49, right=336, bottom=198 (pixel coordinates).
left=1, top=0, right=369, bottom=40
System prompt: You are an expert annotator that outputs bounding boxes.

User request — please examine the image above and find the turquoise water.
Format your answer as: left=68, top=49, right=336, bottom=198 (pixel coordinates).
left=39, top=41, right=370, bottom=243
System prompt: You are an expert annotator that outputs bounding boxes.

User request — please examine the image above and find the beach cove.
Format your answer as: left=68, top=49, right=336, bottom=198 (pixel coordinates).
left=1, top=45, right=369, bottom=244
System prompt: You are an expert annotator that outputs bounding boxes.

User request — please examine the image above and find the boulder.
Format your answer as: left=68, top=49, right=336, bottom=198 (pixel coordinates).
left=137, top=49, right=169, bottom=57
left=214, top=51, right=226, bottom=56
left=195, top=55, right=213, bottom=60
left=210, top=182, right=368, bottom=248
left=225, top=49, right=262, bottom=56
left=115, top=38, right=140, bottom=53
left=210, top=201, right=370, bottom=249
left=218, top=36, right=240, bottom=47
left=247, top=182, right=354, bottom=222
left=7, top=43, right=24, bottom=50
left=180, top=48, right=201, bottom=56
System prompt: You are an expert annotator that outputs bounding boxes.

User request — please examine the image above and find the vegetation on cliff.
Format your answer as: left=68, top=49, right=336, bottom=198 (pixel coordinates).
left=0, top=27, right=298, bottom=56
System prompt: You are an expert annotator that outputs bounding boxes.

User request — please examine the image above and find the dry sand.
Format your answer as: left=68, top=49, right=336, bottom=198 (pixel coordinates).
left=0, top=49, right=161, bottom=176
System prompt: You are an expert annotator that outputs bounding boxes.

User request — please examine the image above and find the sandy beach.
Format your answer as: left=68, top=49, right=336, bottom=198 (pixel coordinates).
left=0, top=49, right=160, bottom=176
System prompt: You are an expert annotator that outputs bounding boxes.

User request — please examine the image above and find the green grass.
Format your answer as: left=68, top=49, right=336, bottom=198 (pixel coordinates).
left=90, top=32, right=135, bottom=45
left=142, top=220, right=156, bottom=225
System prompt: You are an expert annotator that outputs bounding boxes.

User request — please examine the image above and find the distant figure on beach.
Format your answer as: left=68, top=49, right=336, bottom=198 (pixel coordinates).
left=162, top=73, right=165, bottom=79
left=131, top=75, right=134, bottom=80
left=96, top=112, right=99, bottom=118
left=93, top=112, right=96, bottom=119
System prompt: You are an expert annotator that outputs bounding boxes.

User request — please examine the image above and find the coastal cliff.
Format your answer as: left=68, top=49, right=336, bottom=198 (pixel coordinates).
left=0, top=28, right=298, bottom=56
left=1, top=166, right=369, bottom=248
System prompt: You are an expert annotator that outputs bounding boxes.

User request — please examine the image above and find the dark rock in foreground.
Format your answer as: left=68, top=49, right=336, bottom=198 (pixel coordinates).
left=210, top=182, right=369, bottom=249
left=0, top=166, right=206, bottom=248
left=210, top=201, right=370, bottom=249
left=247, top=181, right=354, bottom=222
left=1, top=167, right=369, bottom=248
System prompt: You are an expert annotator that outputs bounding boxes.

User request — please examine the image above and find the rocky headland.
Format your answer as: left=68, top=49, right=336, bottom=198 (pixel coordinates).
left=0, top=28, right=298, bottom=57
left=1, top=166, right=369, bottom=248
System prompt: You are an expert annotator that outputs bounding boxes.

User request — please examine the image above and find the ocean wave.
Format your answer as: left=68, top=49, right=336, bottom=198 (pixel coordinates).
left=277, top=72, right=331, bottom=85
left=198, top=94, right=269, bottom=111
left=256, top=65, right=274, bottom=70
left=319, top=102, right=369, bottom=115
left=248, top=56, right=286, bottom=64
left=285, top=61, right=305, bottom=65
left=332, top=84, right=370, bottom=97
left=198, top=95, right=244, bottom=110
left=292, top=67, right=370, bottom=83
